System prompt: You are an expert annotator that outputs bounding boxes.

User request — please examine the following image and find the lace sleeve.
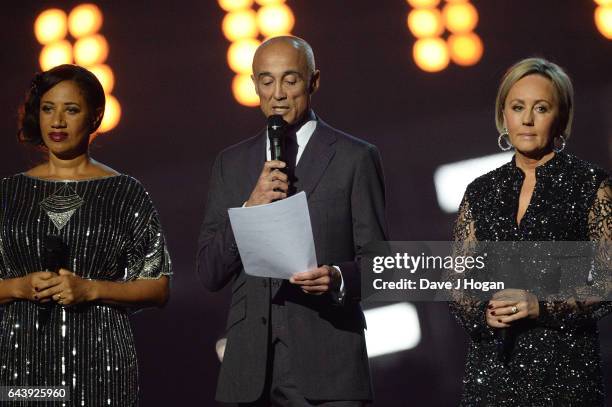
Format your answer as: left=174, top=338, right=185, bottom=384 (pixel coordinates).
left=538, top=178, right=612, bottom=328
left=448, top=195, right=494, bottom=340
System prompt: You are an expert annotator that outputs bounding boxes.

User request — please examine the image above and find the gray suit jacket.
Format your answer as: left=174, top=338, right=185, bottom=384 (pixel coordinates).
left=197, top=118, right=387, bottom=403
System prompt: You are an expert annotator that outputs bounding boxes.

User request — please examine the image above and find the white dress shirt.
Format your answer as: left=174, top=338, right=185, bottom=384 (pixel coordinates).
left=265, top=118, right=317, bottom=164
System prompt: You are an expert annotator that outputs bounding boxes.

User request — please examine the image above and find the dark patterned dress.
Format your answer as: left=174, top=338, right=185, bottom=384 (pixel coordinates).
left=451, top=152, right=611, bottom=406
left=0, top=174, right=172, bottom=406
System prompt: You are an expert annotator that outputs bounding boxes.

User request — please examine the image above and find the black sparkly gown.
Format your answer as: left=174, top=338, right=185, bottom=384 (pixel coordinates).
left=0, top=174, right=172, bottom=406
left=451, top=152, right=611, bottom=406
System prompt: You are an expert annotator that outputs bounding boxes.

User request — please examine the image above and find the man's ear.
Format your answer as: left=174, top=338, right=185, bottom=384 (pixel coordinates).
left=251, top=74, right=260, bottom=96
left=309, top=70, right=321, bottom=95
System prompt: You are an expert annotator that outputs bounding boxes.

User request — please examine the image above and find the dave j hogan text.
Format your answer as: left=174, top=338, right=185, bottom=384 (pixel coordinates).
left=372, top=278, right=505, bottom=292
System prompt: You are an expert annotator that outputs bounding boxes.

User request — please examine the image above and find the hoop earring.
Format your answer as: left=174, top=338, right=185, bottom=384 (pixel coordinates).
left=553, top=135, right=566, bottom=153
left=497, top=129, right=513, bottom=151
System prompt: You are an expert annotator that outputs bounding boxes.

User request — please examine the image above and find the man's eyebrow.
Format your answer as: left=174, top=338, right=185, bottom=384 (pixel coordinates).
left=257, top=70, right=304, bottom=79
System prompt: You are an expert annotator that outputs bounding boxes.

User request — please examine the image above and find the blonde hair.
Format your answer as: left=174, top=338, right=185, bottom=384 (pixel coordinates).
left=495, top=57, right=574, bottom=139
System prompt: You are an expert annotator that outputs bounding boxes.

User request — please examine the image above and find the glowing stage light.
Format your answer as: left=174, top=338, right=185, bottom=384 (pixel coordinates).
left=34, top=9, right=68, bottom=45
left=443, top=1, right=478, bottom=34
left=595, top=0, right=612, bottom=5
left=218, top=0, right=254, bottom=12
left=88, top=64, right=115, bottom=93
left=448, top=32, right=483, bottom=66
left=98, top=94, right=121, bottom=133
left=406, top=0, right=440, bottom=7
left=257, top=4, right=295, bottom=37
left=227, top=38, right=260, bottom=74
left=232, top=74, right=260, bottom=107
left=74, top=34, right=109, bottom=66
left=595, top=6, right=612, bottom=39
left=39, top=41, right=73, bottom=71
left=364, top=303, right=421, bottom=358
left=68, top=4, right=103, bottom=38
left=413, top=37, right=449, bottom=72
left=434, top=152, right=513, bottom=213
left=222, top=9, right=258, bottom=41
left=407, top=8, right=444, bottom=38
left=255, top=0, right=286, bottom=5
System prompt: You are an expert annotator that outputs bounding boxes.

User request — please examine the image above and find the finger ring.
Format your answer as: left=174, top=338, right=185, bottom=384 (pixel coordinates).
left=511, top=306, right=518, bottom=314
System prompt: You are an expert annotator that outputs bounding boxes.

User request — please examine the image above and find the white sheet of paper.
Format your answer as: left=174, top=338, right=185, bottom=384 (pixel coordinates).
left=228, top=191, right=318, bottom=279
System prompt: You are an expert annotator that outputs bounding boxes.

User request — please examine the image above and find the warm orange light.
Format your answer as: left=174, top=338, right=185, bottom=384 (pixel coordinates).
left=222, top=9, right=258, bottom=41
left=218, top=0, right=254, bottom=12
left=443, top=2, right=478, bottom=34
left=232, top=74, right=259, bottom=107
left=413, top=37, right=449, bottom=72
left=257, top=4, right=295, bottom=37
left=68, top=4, right=103, bottom=38
left=98, top=94, right=121, bottom=133
left=594, top=0, right=612, bottom=6
left=595, top=5, right=612, bottom=39
left=255, top=0, right=286, bottom=5
left=448, top=32, right=483, bottom=66
left=74, top=34, right=109, bottom=66
left=88, top=64, right=115, bottom=93
left=407, top=8, right=444, bottom=38
left=39, top=41, right=73, bottom=71
left=227, top=38, right=260, bottom=74
left=406, top=0, right=440, bottom=7
left=34, top=9, right=68, bottom=45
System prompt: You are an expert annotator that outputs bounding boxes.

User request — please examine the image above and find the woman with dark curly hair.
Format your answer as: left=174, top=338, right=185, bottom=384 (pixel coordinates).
left=0, top=64, right=172, bottom=406
left=451, top=57, right=611, bottom=406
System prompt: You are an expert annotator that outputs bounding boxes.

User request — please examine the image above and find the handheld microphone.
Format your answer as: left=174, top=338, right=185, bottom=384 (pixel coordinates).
left=43, top=235, right=69, bottom=273
left=267, top=114, right=288, bottom=161
left=38, top=235, right=69, bottom=325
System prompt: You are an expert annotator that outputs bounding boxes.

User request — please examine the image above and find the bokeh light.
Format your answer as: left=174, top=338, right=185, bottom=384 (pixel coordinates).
left=594, top=0, right=612, bottom=6
left=34, top=9, right=68, bottom=45
left=68, top=4, right=103, bottom=38
left=407, top=8, right=444, bottom=38
left=413, top=37, right=450, bottom=72
left=406, top=0, right=440, bottom=7
left=232, top=74, right=260, bottom=107
left=39, top=41, right=73, bottom=71
left=222, top=9, right=258, bottom=41
left=74, top=34, right=109, bottom=66
left=448, top=32, right=483, bottom=66
left=443, top=1, right=478, bottom=34
left=255, top=0, right=286, bottom=5
left=88, top=64, right=115, bottom=93
left=227, top=38, right=260, bottom=74
left=98, top=94, right=121, bottom=133
left=257, top=4, right=295, bottom=37
left=595, top=5, right=612, bottom=39
left=218, top=0, right=254, bottom=12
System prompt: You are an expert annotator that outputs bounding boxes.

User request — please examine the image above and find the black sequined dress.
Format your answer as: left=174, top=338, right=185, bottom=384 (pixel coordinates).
left=0, top=174, right=172, bottom=406
left=451, top=152, right=611, bottom=406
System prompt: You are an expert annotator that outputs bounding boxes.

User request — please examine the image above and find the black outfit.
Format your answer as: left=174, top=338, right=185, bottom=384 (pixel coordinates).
left=451, top=152, right=611, bottom=406
left=197, top=117, right=387, bottom=405
left=0, top=174, right=172, bottom=406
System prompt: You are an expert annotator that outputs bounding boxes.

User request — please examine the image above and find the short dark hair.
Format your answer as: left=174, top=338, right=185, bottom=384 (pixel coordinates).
left=18, top=64, right=105, bottom=146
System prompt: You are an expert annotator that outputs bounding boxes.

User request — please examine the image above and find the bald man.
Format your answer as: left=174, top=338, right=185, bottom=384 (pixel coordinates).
left=197, top=36, right=387, bottom=406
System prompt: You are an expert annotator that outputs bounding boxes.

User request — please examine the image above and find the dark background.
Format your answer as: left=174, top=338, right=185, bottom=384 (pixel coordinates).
left=0, top=1, right=610, bottom=405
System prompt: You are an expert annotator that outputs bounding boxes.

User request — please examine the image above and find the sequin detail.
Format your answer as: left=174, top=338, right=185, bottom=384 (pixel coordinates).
left=450, top=152, right=611, bottom=406
left=0, top=174, right=172, bottom=406
left=39, top=183, right=84, bottom=231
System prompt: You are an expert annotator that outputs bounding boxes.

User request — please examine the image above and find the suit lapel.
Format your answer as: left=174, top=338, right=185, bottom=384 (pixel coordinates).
left=296, top=120, right=337, bottom=198
left=245, top=129, right=267, bottom=197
